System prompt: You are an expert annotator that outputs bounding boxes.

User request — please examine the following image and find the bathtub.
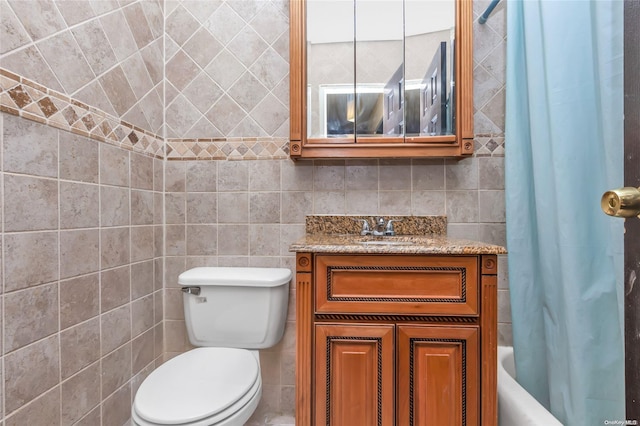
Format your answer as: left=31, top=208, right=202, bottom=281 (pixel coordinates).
left=498, top=346, right=563, bottom=426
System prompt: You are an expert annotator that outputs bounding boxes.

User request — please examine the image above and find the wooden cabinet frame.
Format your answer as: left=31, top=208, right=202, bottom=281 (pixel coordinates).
left=289, top=0, right=474, bottom=160
left=295, top=252, right=498, bottom=426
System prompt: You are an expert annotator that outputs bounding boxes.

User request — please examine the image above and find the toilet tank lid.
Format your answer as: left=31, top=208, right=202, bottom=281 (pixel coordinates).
left=178, top=267, right=292, bottom=287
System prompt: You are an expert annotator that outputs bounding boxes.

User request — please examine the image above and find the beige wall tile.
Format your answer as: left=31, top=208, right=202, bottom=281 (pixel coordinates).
left=132, top=260, right=154, bottom=300
left=218, top=224, right=248, bottom=255
left=4, top=174, right=58, bottom=232
left=249, top=159, right=281, bottom=191
left=249, top=192, right=280, bottom=223
left=165, top=192, right=186, bottom=224
left=132, top=225, right=155, bottom=262
left=218, top=160, right=249, bottom=192
left=4, top=231, right=58, bottom=292
left=250, top=224, right=280, bottom=257
left=74, top=405, right=101, bottom=426
left=101, top=382, right=131, bottom=426
left=101, top=265, right=130, bottom=312
left=8, top=0, right=66, bottom=41
left=0, top=1, right=30, bottom=54
left=5, top=386, right=60, bottom=426
left=218, top=192, right=249, bottom=223
left=186, top=161, right=217, bottom=192
left=70, top=20, right=116, bottom=75
left=186, top=192, right=217, bottom=224
left=100, top=185, right=130, bottom=227
left=132, top=294, right=154, bottom=337
left=60, top=181, right=100, bottom=229
left=102, top=343, right=132, bottom=397
left=165, top=225, right=186, bottom=256
left=5, top=334, right=59, bottom=413
left=164, top=320, right=189, bottom=352
left=61, top=362, right=100, bottom=425
left=37, top=31, right=95, bottom=94
left=59, top=132, right=99, bottom=184
left=3, top=113, right=58, bottom=178
left=165, top=161, right=186, bottom=192
left=101, top=304, right=131, bottom=355
left=60, top=273, right=100, bottom=329
left=132, top=328, right=155, bottom=374
left=132, top=189, right=154, bottom=225
left=60, top=229, right=100, bottom=279
left=131, top=152, right=154, bottom=190
left=165, top=288, right=184, bottom=320
left=186, top=224, right=217, bottom=256
left=60, top=317, right=100, bottom=380
left=100, top=144, right=130, bottom=187
left=4, top=283, right=58, bottom=353
left=101, top=227, right=131, bottom=268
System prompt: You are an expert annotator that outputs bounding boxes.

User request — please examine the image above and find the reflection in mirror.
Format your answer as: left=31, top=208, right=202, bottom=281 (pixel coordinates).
left=405, top=0, right=455, bottom=137
left=306, top=1, right=355, bottom=139
left=356, top=0, right=403, bottom=137
left=306, top=0, right=455, bottom=140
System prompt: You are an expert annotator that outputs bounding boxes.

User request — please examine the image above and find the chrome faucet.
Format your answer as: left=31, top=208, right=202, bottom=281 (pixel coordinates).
left=355, top=217, right=400, bottom=236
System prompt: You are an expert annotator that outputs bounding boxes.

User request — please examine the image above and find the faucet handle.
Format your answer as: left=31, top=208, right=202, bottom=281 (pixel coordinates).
left=353, top=218, right=371, bottom=235
left=385, top=219, right=402, bottom=235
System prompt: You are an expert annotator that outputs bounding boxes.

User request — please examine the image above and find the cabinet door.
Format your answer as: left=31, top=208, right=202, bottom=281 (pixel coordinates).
left=315, top=324, right=395, bottom=426
left=397, top=326, right=479, bottom=426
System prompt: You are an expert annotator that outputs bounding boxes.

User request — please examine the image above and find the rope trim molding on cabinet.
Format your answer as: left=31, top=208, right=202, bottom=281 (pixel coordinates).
left=316, top=314, right=477, bottom=323
left=325, top=336, right=383, bottom=426
left=326, top=266, right=467, bottom=303
left=409, top=338, right=467, bottom=426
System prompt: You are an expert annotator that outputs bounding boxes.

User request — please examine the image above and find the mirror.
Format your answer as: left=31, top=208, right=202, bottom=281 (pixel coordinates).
left=290, top=0, right=474, bottom=159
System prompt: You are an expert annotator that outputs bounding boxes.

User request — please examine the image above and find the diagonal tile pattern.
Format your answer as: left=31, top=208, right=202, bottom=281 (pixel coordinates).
left=472, top=0, right=506, bottom=156
left=165, top=0, right=290, bottom=139
left=0, top=0, right=164, bottom=135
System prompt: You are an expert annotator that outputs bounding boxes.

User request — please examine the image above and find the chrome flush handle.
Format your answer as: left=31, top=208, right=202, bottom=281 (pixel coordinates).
left=181, top=286, right=201, bottom=296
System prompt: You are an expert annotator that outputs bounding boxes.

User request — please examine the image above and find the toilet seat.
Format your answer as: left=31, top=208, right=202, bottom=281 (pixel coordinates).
left=132, top=347, right=261, bottom=426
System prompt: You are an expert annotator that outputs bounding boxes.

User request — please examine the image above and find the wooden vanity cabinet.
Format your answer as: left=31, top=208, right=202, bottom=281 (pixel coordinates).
left=295, top=253, right=498, bottom=426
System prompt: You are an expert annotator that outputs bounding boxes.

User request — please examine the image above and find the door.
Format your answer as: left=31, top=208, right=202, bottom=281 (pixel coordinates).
left=396, top=325, right=479, bottom=426
left=624, top=0, right=640, bottom=420
left=603, top=1, right=640, bottom=420
left=314, top=324, right=395, bottom=426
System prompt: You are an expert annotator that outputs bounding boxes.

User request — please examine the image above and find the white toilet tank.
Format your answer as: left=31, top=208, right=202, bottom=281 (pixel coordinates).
left=178, top=267, right=291, bottom=349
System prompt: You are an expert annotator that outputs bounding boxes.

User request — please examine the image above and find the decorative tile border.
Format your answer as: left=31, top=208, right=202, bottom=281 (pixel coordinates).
left=1, top=67, right=501, bottom=161
left=474, top=136, right=505, bottom=157
left=165, top=137, right=290, bottom=161
left=0, top=68, right=165, bottom=159
left=0, top=67, right=292, bottom=161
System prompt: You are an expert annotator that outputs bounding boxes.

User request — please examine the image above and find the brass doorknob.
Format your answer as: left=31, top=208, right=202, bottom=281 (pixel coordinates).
left=601, top=187, right=640, bottom=218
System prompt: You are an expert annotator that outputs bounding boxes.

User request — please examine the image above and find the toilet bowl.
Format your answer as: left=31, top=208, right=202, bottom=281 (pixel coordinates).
left=132, top=348, right=262, bottom=426
left=131, top=267, right=291, bottom=426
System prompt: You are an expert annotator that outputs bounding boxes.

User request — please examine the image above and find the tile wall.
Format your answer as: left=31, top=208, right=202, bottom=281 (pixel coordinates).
left=0, top=0, right=510, bottom=424
left=1, top=0, right=165, bottom=424
left=0, top=112, right=164, bottom=425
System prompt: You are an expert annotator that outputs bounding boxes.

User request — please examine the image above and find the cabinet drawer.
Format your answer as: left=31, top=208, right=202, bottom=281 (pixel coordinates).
left=315, top=255, right=478, bottom=315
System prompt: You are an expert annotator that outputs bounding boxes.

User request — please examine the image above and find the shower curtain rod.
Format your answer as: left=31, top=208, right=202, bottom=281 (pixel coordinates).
left=479, top=0, right=501, bottom=24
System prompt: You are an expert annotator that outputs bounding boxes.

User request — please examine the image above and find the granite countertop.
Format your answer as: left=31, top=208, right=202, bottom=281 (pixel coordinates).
left=290, top=215, right=506, bottom=255
left=289, top=233, right=507, bottom=255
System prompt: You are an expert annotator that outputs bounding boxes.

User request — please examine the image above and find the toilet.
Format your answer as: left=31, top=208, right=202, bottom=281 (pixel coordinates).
left=131, top=267, right=292, bottom=426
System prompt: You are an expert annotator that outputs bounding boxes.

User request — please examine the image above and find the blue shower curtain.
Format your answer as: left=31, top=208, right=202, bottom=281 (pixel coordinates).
left=505, top=1, right=625, bottom=425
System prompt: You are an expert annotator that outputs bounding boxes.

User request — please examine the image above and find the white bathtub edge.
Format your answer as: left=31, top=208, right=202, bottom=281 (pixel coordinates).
left=497, top=346, right=563, bottom=426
